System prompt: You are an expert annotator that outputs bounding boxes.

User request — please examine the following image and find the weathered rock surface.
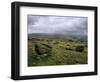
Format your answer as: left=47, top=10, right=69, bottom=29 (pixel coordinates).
left=35, top=43, right=52, bottom=56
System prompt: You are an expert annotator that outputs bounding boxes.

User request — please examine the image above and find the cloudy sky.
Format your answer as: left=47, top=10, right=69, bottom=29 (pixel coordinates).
left=28, top=15, right=88, bottom=35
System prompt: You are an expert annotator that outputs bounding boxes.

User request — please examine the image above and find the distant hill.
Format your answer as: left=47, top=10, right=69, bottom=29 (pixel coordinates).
left=28, top=33, right=87, bottom=42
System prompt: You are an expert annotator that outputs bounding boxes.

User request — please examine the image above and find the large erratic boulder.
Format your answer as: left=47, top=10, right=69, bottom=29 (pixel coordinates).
left=35, top=43, right=52, bottom=56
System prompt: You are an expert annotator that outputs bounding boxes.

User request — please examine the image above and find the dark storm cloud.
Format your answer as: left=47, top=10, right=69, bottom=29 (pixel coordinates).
left=28, top=15, right=88, bottom=35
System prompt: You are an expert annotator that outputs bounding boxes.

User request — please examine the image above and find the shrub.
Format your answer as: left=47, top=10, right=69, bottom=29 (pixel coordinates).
left=75, top=45, right=84, bottom=52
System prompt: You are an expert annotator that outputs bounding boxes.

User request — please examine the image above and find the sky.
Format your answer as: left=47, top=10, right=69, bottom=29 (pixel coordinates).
left=28, top=15, right=88, bottom=36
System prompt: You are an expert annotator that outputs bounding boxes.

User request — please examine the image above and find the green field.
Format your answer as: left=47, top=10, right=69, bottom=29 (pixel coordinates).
left=28, top=36, right=87, bottom=66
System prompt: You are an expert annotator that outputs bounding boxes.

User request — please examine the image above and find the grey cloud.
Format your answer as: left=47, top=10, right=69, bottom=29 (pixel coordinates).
left=28, top=15, right=88, bottom=36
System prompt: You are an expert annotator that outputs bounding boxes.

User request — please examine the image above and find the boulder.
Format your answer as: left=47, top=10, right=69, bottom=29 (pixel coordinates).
left=75, top=45, right=84, bottom=52
left=35, top=43, right=52, bottom=56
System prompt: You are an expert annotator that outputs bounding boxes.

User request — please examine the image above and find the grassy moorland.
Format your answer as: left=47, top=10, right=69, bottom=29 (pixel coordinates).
left=28, top=34, right=87, bottom=66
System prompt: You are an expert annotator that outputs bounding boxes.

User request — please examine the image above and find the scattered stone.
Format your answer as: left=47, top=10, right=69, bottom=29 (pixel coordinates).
left=75, top=45, right=84, bottom=52
left=35, top=43, right=52, bottom=56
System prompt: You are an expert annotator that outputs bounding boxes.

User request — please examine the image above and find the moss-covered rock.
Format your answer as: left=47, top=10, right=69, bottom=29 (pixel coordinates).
left=75, top=45, right=84, bottom=52
left=35, top=43, right=52, bottom=56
